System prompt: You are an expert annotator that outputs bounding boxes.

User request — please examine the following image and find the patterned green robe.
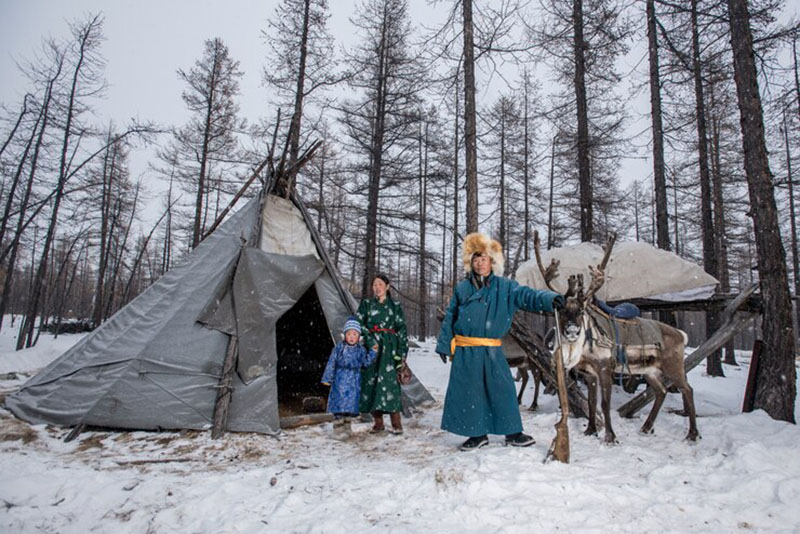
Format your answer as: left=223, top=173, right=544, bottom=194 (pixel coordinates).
left=357, top=296, right=408, bottom=413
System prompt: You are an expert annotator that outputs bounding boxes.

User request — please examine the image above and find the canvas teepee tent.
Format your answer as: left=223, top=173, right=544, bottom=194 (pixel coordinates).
left=7, top=156, right=433, bottom=437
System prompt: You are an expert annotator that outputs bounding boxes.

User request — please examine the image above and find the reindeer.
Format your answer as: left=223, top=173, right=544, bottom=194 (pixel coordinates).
left=507, top=352, right=542, bottom=411
left=534, top=233, right=699, bottom=443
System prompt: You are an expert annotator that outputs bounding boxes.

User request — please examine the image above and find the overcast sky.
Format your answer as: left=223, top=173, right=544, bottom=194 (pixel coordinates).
left=1, top=1, right=797, bottom=206
left=0, top=0, right=459, bottom=202
left=1, top=1, right=377, bottom=135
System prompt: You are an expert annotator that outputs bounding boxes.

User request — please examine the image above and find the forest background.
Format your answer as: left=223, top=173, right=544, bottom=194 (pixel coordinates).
left=0, top=0, right=798, bottom=366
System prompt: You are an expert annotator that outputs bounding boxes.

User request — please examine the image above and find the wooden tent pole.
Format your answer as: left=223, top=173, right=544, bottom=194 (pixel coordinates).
left=291, top=191, right=356, bottom=315
left=211, top=335, right=239, bottom=439
left=209, top=239, right=247, bottom=440
left=202, top=157, right=271, bottom=242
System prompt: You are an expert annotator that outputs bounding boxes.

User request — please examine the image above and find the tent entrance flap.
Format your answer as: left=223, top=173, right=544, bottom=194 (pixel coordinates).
left=275, top=283, right=334, bottom=417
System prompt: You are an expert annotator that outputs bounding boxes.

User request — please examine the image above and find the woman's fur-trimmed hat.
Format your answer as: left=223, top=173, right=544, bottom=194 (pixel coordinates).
left=462, top=233, right=504, bottom=276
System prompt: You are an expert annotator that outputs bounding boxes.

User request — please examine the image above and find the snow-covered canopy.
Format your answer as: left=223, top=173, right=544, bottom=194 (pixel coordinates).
left=516, top=241, right=718, bottom=302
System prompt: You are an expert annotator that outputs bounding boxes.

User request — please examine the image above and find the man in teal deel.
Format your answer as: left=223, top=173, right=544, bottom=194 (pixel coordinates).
left=436, top=233, right=564, bottom=451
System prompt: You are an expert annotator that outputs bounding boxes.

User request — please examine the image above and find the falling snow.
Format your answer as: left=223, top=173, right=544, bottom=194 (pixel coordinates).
left=0, top=331, right=799, bottom=532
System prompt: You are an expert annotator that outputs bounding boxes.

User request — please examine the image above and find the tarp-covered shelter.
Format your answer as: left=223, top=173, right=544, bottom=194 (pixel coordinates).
left=516, top=241, right=719, bottom=302
left=7, top=191, right=433, bottom=435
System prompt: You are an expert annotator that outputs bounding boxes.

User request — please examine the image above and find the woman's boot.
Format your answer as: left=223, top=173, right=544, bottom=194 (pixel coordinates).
left=332, top=418, right=348, bottom=440
left=389, top=412, right=403, bottom=434
left=370, top=411, right=385, bottom=433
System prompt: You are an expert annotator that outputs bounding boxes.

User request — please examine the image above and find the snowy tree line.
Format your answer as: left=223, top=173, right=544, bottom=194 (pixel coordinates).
left=0, top=0, right=797, bottom=389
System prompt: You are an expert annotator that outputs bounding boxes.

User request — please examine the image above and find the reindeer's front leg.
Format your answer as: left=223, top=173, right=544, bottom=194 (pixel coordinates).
left=517, top=369, right=528, bottom=405
left=529, top=368, right=540, bottom=411
left=583, top=371, right=598, bottom=436
left=599, top=369, right=617, bottom=444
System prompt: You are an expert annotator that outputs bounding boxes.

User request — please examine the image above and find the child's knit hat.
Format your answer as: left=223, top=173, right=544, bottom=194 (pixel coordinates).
left=343, top=316, right=361, bottom=335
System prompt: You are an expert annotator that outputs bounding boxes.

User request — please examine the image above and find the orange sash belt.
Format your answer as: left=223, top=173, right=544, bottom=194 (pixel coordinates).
left=450, top=335, right=502, bottom=355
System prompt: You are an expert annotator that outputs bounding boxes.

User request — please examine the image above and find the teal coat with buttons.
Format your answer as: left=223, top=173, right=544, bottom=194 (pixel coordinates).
left=436, top=272, right=559, bottom=437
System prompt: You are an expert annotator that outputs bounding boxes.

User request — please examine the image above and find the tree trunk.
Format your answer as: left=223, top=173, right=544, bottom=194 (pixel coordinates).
left=673, top=170, right=680, bottom=254
left=462, top=0, right=478, bottom=233
left=0, top=95, right=31, bottom=161
left=499, top=106, right=506, bottom=261
left=646, top=0, right=673, bottom=329
left=418, top=119, right=428, bottom=339
left=783, top=109, right=799, bottom=337
left=18, top=20, right=94, bottom=349
left=162, top=173, right=174, bottom=275
left=523, top=72, right=531, bottom=260
left=317, top=143, right=326, bottom=233
left=0, top=97, right=35, bottom=253
left=573, top=0, right=593, bottom=242
left=285, top=0, right=311, bottom=193
left=49, top=236, right=82, bottom=337
left=647, top=0, right=670, bottom=251
left=441, top=178, right=449, bottom=307
left=633, top=184, right=641, bottom=240
left=728, top=0, right=796, bottom=423
left=452, top=76, right=461, bottom=288
left=55, top=242, right=86, bottom=338
left=104, top=184, right=140, bottom=320
left=191, top=43, right=222, bottom=249
left=790, top=39, right=800, bottom=336
left=709, top=91, right=736, bottom=366
left=2, top=116, right=46, bottom=335
left=123, top=205, right=172, bottom=304
left=548, top=135, right=556, bottom=248
left=0, top=100, right=46, bottom=332
left=794, top=35, right=800, bottom=124
left=690, top=0, right=722, bottom=376
left=362, top=5, right=389, bottom=297
left=93, top=133, right=116, bottom=327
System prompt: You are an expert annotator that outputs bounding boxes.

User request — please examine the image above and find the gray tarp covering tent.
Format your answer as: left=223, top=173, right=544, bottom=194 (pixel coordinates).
left=516, top=241, right=719, bottom=301
left=7, top=193, right=433, bottom=434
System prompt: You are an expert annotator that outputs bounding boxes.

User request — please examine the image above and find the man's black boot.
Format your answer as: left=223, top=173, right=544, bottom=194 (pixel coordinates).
left=459, top=435, right=489, bottom=451
left=505, top=432, right=535, bottom=447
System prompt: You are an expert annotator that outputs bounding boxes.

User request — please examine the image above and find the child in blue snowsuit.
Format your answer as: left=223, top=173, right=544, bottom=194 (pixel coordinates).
left=321, top=317, right=377, bottom=439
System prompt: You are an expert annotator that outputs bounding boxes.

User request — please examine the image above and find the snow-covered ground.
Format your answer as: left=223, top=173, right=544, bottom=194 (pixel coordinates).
left=0, top=325, right=799, bottom=533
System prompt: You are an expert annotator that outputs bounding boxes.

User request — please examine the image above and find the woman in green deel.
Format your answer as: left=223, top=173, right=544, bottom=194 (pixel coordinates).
left=357, top=273, right=408, bottom=435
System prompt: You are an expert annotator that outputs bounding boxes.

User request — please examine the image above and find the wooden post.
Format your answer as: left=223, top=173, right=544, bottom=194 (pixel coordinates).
left=64, top=422, right=86, bottom=443
left=279, top=413, right=334, bottom=429
left=211, top=335, right=239, bottom=439
left=742, top=339, right=762, bottom=413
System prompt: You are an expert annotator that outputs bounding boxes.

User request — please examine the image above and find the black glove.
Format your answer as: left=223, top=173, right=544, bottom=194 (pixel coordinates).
left=553, top=295, right=566, bottom=311
left=437, top=352, right=449, bottom=364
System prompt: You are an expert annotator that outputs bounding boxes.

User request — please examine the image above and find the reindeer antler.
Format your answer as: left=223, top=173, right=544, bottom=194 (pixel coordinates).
left=584, top=232, right=617, bottom=302
left=566, top=274, right=580, bottom=298
left=534, top=231, right=561, bottom=292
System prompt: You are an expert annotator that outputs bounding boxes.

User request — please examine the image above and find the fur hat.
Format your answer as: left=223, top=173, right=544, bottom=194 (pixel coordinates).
left=462, top=233, right=504, bottom=276
left=342, top=316, right=361, bottom=335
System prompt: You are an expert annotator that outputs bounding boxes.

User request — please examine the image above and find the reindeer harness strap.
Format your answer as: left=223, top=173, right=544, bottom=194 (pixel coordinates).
left=450, top=335, right=503, bottom=356
left=609, top=318, right=630, bottom=383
